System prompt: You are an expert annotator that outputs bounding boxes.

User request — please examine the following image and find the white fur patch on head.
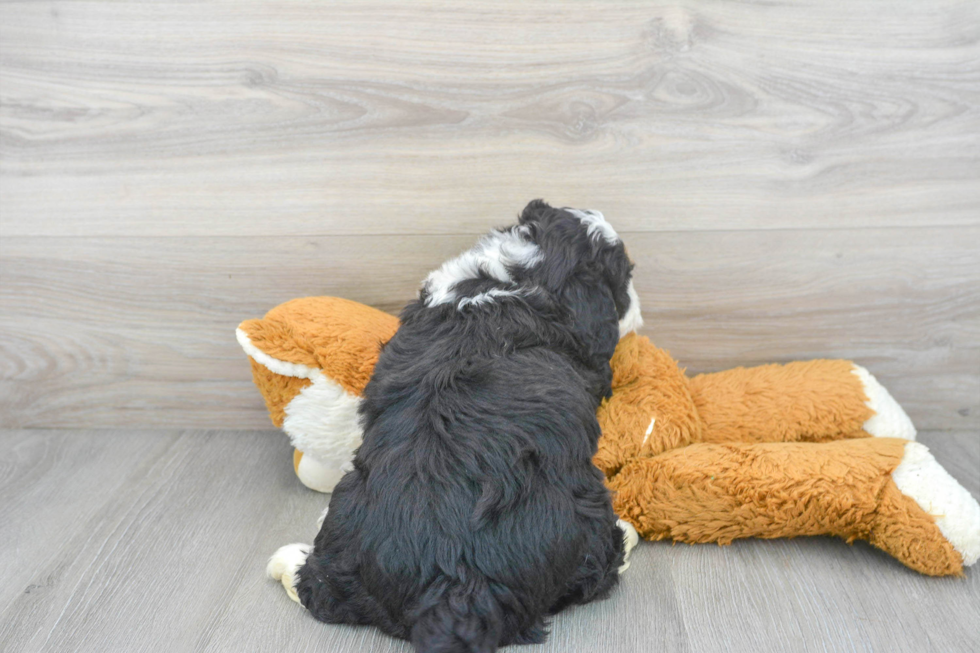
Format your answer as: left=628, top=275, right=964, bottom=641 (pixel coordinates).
left=423, top=228, right=543, bottom=306
left=267, top=543, right=311, bottom=604
left=618, top=280, right=644, bottom=338
left=457, top=288, right=526, bottom=311
left=851, top=365, right=916, bottom=440
left=892, top=442, right=980, bottom=567
left=564, top=208, right=620, bottom=245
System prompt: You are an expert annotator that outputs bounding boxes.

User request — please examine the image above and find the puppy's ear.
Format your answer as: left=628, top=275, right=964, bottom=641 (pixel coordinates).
left=558, top=238, right=634, bottom=372
left=560, top=278, right=621, bottom=365
left=597, top=240, right=635, bottom=319
left=518, top=199, right=554, bottom=225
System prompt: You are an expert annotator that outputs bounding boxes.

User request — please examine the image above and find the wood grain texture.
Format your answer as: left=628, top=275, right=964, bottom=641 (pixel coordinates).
left=1, top=2, right=979, bottom=430
left=0, top=428, right=977, bottom=652
left=2, top=1, right=979, bottom=236
left=2, top=227, right=977, bottom=430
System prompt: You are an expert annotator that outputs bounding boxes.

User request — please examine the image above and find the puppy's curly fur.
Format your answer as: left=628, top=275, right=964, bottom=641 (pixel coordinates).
left=292, top=201, right=638, bottom=652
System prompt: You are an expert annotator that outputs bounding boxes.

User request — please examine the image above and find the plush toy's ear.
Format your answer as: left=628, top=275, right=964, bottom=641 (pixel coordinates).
left=240, top=296, right=399, bottom=396
left=237, top=296, right=398, bottom=492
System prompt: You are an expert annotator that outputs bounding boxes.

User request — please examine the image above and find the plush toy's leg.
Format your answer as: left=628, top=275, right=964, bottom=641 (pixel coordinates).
left=293, top=449, right=349, bottom=494
left=608, top=438, right=980, bottom=576
left=687, top=360, right=916, bottom=444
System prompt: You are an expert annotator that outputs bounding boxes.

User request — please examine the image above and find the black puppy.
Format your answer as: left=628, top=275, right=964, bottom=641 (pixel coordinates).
left=269, top=200, right=642, bottom=653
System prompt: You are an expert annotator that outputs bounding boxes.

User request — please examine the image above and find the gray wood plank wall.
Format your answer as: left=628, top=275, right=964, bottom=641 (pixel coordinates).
left=2, top=1, right=979, bottom=431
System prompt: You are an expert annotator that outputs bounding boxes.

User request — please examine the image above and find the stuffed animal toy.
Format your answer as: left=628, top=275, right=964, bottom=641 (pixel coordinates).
left=238, top=296, right=980, bottom=577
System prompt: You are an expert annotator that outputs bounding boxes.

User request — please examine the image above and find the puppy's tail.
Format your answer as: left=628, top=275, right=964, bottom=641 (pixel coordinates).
left=410, top=574, right=504, bottom=653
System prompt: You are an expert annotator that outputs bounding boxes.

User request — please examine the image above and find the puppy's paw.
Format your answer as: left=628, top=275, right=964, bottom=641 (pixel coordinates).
left=267, top=543, right=310, bottom=604
left=616, top=519, right=640, bottom=574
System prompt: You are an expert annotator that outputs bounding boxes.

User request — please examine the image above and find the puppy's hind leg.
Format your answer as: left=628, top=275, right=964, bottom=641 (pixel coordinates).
left=550, top=518, right=630, bottom=614
left=267, top=543, right=311, bottom=604
left=616, top=519, right=640, bottom=574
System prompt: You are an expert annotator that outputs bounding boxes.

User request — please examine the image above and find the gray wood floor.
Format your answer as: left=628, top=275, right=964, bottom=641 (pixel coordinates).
left=1, top=428, right=977, bottom=653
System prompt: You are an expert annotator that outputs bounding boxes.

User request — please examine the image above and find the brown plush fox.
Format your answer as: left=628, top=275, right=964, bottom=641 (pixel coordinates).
left=238, top=296, right=980, bottom=577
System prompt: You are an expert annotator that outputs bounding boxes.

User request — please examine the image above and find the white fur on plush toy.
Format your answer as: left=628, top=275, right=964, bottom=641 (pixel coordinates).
left=851, top=365, right=916, bottom=441
left=238, top=327, right=361, bottom=493
left=296, top=454, right=354, bottom=494
left=893, top=442, right=980, bottom=566
left=282, top=372, right=361, bottom=490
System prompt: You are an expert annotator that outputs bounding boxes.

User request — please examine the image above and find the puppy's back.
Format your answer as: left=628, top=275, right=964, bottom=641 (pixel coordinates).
left=343, top=347, right=613, bottom=651
left=303, top=203, right=636, bottom=651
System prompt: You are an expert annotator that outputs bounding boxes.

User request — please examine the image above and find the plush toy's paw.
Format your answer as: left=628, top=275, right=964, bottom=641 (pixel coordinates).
left=267, top=543, right=311, bottom=604
left=891, top=442, right=980, bottom=568
left=616, top=519, right=640, bottom=574
left=851, top=365, right=916, bottom=440
left=294, top=449, right=348, bottom=494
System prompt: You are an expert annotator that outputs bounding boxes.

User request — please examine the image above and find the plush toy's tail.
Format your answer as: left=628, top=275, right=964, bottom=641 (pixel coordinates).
left=609, top=437, right=980, bottom=576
